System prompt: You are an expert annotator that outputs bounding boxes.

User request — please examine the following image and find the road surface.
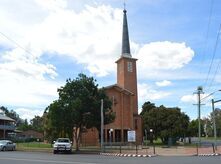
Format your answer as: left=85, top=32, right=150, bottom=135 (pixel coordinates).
left=0, top=151, right=220, bottom=164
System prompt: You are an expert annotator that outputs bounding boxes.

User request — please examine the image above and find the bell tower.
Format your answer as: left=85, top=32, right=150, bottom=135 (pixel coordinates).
left=116, top=9, right=138, bottom=114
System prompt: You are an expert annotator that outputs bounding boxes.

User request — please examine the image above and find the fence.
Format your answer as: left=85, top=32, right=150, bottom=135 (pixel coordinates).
left=84, top=142, right=221, bottom=156
left=196, top=142, right=221, bottom=155
left=101, top=142, right=156, bottom=155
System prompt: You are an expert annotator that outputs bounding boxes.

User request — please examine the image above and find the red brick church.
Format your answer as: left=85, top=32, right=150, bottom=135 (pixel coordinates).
left=81, top=8, right=143, bottom=145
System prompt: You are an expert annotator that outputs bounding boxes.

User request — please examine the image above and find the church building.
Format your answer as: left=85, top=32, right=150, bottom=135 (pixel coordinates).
left=81, top=8, right=143, bottom=145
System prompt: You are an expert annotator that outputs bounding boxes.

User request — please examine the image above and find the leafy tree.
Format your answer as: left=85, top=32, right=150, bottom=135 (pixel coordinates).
left=45, top=74, right=115, bottom=150
left=44, top=100, right=69, bottom=141
left=17, top=119, right=31, bottom=131
left=162, top=107, right=189, bottom=143
left=0, top=106, right=8, bottom=114
left=141, top=103, right=190, bottom=144
left=187, top=109, right=221, bottom=138
left=30, top=116, right=44, bottom=132
left=202, top=117, right=212, bottom=137
left=140, top=101, right=156, bottom=116
left=188, top=119, right=204, bottom=137
left=209, top=108, right=221, bottom=137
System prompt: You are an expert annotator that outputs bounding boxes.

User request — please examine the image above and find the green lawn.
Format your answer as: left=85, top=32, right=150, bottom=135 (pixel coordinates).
left=201, top=137, right=221, bottom=141
left=17, top=142, right=52, bottom=149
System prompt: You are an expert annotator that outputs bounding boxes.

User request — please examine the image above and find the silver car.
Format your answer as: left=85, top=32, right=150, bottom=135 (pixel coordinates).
left=0, top=140, right=16, bottom=151
left=53, top=138, right=72, bottom=154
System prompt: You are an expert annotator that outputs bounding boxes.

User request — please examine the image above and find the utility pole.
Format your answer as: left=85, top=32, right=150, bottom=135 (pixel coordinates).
left=101, top=99, right=104, bottom=152
left=194, top=86, right=204, bottom=146
left=200, top=89, right=221, bottom=150
left=211, top=99, right=220, bottom=150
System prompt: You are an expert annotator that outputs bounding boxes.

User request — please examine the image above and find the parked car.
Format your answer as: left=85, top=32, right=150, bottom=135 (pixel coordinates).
left=0, top=140, right=16, bottom=151
left=53, top=138, right=72, bottom=154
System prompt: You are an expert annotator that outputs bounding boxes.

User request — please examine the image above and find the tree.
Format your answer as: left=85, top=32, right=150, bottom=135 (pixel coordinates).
left=45, top=73, right=115, bottom=150
left=141, top=103, right=190, bottom=144
left=17, top=119, right=31, bottom=131
left=44, top=100, right=69, bottom=141
left=202, top=117, right=212, bottom=137
left=188, top=119, right=205, bottom=137
left=30, top=116, right=44, bottom=132
left=0, top=106, right=8, bottom=114
left=209, top=108, right=221, bottom=137
left=140, top=101, right=156, bottom=116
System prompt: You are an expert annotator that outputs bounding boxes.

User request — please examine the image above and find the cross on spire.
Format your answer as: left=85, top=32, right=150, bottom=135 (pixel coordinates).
left=123, top=1, right=126, bottom=10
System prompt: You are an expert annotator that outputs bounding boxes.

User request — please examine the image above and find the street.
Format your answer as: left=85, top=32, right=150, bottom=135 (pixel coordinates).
left=0, top=151, right=221, bottom=164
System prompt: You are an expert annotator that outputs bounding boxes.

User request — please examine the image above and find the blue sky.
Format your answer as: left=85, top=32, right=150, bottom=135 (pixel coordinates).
left=0, top=0, right=221, bottom=120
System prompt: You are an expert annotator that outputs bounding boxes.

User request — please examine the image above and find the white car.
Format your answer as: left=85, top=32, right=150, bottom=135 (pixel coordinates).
left=0, top=140, right=16, bottom=151
left=53, top=138, right=72, bottom=154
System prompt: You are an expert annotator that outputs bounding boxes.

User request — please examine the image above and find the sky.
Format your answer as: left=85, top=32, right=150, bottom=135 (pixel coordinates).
left=0, top=0, right=221, bottom=121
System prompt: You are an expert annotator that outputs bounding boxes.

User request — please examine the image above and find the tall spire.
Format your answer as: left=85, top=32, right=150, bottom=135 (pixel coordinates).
left=121, top=7, right=131, bottom=58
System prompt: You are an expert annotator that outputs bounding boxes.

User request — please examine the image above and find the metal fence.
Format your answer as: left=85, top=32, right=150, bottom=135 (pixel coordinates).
left=101, top=142, right=156, bottom=155
left=80, top=141, right=221, bottom=156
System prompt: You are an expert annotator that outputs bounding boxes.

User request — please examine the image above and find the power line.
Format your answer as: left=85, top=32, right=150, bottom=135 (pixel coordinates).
left=200, top=0, right=214, bottom=77
left=0, top=31, right=34, bottom=57
left=204, top=24, right=221, bottom=91
left=208, top=57, right=221, bottom=90
left=201, top=89, right=221, bottom=103
left=207, top=24, right=221, bottom=90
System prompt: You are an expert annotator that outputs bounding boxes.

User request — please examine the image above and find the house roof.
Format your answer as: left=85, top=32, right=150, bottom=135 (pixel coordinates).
left=104, top=84, right=134, bottom=95
left=0, top=114, right=15, bottom=122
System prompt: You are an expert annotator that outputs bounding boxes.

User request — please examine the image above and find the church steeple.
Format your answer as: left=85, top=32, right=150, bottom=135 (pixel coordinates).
left=121, top=8, right=131, bottom=57
left=116, top=7, right=138, bottom=114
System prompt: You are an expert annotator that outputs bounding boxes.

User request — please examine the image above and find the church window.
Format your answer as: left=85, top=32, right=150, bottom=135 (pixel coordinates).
left=127, top=61, right=133, bottom=72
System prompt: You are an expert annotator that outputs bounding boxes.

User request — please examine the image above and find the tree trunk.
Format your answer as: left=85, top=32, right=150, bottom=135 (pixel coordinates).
left=74, top=127, right=81, bottom=151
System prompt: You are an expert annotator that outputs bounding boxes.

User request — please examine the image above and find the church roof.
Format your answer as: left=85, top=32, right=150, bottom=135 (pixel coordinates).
left=121, top=9, right=131, bottom=58
left=104, top=84, right=134, bottom=95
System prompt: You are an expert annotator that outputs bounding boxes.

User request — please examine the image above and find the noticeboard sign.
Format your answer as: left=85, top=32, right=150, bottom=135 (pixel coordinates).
left=127, top=130, right=136, bottom=142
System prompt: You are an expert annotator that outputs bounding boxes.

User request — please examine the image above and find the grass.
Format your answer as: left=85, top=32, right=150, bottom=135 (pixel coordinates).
left=17, top=142, right=52, bottom=149
left=201, top=137, right=221, bottom=141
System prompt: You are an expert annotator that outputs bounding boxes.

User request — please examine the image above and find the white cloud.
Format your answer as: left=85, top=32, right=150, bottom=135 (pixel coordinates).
left=0, top=0, right=123, bottom=77
left=30, top=3, right=122, bottom=77
left=15, top=107, right=44, bottom=121
left=35, top=0, right=67, bottom=11
left=137, top=41, right=194, bottom=70
left=1, top=49, right=57, bottom=80
left=0, top=73, right=59, bottom=107
left=136, top=41, right=194, bottom=79
left=180, top=93, right=215, bottom=105
left=138, top=83, right=171, bottom=103
left=180, top=93, right=219, bottom=116
left=156, top=80, right=172, bottom=87
left=180, top=94, right=197, bottom=103
left=0, top=0, right=122, bottom=110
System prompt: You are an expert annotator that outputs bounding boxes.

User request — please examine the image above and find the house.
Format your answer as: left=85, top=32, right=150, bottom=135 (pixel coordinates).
left=17, top=129, right=44, bottom=141
left=0, top=112, right=16, bottom=139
